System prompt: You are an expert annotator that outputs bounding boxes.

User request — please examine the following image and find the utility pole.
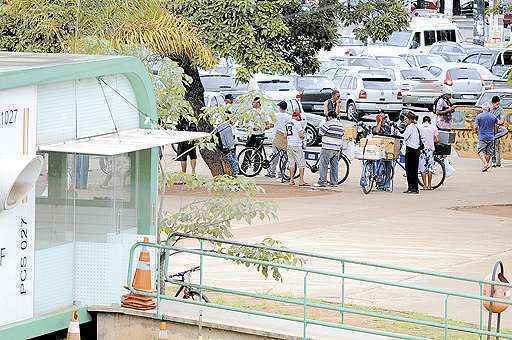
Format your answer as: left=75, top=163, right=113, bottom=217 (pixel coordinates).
left=473, top=0, right=486, bottom=45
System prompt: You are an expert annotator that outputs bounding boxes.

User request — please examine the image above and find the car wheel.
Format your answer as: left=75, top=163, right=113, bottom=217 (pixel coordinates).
left=304, top=125, right=317, bottom=147
left=347, top=102, right=358, bottom=121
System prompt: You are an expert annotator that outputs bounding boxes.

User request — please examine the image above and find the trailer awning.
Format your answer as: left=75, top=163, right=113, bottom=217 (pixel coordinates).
left=37, top=128, right=209, bottom=156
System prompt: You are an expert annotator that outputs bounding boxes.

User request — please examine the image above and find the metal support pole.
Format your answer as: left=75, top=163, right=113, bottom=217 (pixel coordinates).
left=303, top=273, right=309, bottom=340
left=341, top=261, right=345, bottom=324
left=156, top=247, right=161, bottom=318
left=480, top=283, right=484, bottom=340
left=200, top=240, right=204, bottom=301
left=497, top=312, right=502, bottom=340
left=444, top=295, right=449, bottom=340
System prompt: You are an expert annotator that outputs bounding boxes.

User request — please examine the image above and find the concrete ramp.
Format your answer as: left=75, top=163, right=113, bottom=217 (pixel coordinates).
left=90, top=301, right=392, bottom=339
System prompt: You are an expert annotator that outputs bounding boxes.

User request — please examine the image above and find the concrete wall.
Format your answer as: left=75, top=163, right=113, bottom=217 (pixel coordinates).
left=96, top=312, right=283, bottom=340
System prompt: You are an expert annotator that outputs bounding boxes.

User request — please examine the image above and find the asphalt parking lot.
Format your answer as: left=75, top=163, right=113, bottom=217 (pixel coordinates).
left=162, top=150, right=512, bottom=326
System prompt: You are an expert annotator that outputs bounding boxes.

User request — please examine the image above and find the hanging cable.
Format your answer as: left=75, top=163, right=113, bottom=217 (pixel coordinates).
left=98, top=76, right=120, bottom=136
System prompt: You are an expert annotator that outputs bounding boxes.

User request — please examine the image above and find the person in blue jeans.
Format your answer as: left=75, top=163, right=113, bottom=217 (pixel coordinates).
left=316, top=110, right=344, bottom=187
left=475, top=103, right=502, bottom=172
left=216, top=120, right=238, bottom=177
left=373, top=113, right=393, bottom=191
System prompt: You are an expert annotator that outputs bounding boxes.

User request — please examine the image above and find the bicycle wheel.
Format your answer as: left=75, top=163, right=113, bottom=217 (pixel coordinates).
left=418, top=157, right=446, bottom=190
left=336, top=154, right=350, bottom=185
left=188, top=290, right=210, bottom=303
left=360, top=161, right=375, bottom=194
left=279, top=153, right=299, bottom=181
left=237, top=147, right=263, bottom=177
left=431, top=158, right=446, bottom=189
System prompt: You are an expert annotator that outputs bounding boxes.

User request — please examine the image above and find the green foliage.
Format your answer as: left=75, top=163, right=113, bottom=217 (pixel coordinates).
left=161, top=173, right=303, bottom=281
left=338, top=0, right=410, bottom=43
left=178, top=0, right=337, bottom=81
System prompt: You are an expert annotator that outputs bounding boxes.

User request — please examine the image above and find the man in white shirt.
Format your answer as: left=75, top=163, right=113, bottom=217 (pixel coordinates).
left=419, top=116, right=439, bottom=190
left=402, top=111, right=422, bottom=194
left=267, top=101, right=291, bottom=178
left=285, top=110, right=307, bottom=186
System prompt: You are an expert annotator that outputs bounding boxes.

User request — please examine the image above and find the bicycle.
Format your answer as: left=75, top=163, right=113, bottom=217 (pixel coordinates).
left=166, top=266, right=210, bottom=303
left=237, top=136, right=287, bottom=177
left=356, top=121, right=446, bottom=193
left=279, top=147, right=351, bottom=186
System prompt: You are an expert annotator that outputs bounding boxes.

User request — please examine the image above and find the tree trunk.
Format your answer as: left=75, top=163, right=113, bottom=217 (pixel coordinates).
left=175, top=56, right=232, bottom=176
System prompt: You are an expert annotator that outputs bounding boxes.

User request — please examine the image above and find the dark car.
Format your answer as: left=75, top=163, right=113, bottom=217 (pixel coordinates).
left=292, top=75, right=336, bottom=115
left=429, top=41, right=488, bottom=62
left=461, top=49, right=512, bottom=76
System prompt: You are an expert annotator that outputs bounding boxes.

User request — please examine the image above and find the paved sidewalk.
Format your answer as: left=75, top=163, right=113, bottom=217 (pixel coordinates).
left=162, top=151, right=512, bottom=330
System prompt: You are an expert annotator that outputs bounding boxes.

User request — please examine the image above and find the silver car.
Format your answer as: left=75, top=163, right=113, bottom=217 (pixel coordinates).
left=387, top=67, right=443, bottom=110
left=422, top=63, right=485, bottom=104
left=337, top=68, right=402, bottom=121
left=402, top=53, right=447, bottom=68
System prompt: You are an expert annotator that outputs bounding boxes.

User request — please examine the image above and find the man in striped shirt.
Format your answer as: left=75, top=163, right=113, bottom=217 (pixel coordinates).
left=316, top=110, right=344, bottom=187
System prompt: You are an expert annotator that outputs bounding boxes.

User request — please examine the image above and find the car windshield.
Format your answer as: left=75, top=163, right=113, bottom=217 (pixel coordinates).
left=376, top=56, right=410, bottom=68
left=201, top=75, right=237, bottom=91
left=348, top=58, right=383, bottom=67
left=449, top=68, right=481, bottom=80
left=400, top=68, right=435, bottom=80
left=387, top=31, right=412, bottom=47
left=257, top=79, right=294, bottom=91
left=298, top=77, right=334, bottom=90
left=362, top=78, right=397, bottom=90
left=337, top=37, right=364, bottom=46
left=477, top=93, right=512, bottom=108
left=417, top=54, right=446, bottom=66
left=478, top=54, right=494, bottom=69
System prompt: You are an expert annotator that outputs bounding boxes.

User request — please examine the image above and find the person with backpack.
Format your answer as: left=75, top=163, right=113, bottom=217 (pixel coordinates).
left=434, top=93, right=454, bottom=130
left=402, top=111, right=423, bottom=194
left=215, top=117, right=238, bottom=177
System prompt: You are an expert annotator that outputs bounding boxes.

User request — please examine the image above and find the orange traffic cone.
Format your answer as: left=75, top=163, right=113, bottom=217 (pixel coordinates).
left=132, top=237, right=153, bottom=292
left=158, top=321, right=168, bottom=340
left=66, top=308, right=80, bottom=340
left=121, top=237, right=156, bottom=310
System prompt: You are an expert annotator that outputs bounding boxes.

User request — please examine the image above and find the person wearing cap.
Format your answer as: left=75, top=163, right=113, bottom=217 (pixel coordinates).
left=224, top=94, right=235, bottom=105
left=241, top=97, right=272, bottom=171
left=402, top=111, right=422, bottom=194
left=285, top=110, right=308, bottom=186
left=267, top=101, right=291, bottom=179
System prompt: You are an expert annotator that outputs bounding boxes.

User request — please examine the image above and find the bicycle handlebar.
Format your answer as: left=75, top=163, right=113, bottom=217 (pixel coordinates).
left=168, top=266, right=201, bottom=279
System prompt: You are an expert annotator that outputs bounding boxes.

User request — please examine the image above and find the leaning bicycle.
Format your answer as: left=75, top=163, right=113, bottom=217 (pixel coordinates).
left=237, top=136, right=287, bottom=177
left=166, top=266, right=210, bottom=303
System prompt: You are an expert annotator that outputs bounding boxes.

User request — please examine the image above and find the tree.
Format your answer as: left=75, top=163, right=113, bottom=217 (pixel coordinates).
left=337, top=0, right=410, bottom=43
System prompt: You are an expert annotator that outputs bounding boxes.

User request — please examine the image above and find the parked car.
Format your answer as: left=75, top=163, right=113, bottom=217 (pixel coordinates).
left=402, top=53, right=448, bottom=68
left=393, top=68, right=443, bottom=110
left=248, top=74, right=298, bottom=97
left=200, top=71, right=248, bottom=97
left=235, top=94, right=323, bottom=147
left=292, top=75, right=335, bottom=115
left=461, top=49, right=512, bottom=77
left=337, top=69, right=402, bottom=121
left=476, top=89, right=512, bottom=109
left=327, top=56, right=384, bottom=68
left=462, top=63, right=509, bottom=89
left=422, top=63, right=485, bottom=104
left=429, top=41, right=488, bottom=62
left=374, top=56, right=411, bottom=69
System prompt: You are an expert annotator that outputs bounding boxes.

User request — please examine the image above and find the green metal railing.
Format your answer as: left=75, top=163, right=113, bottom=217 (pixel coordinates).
left=126, top=233, right=512, bottom=339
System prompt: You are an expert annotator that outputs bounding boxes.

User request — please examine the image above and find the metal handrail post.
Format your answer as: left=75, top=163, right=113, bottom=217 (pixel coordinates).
left=156, top=247, right=161, bottom=318
left=341, top=260, right=346, bottom=324
left=200, top=240, right=204, bottom=302
left=444, top=295, right=449, bottom=340
left=303, top=272, right=309, bottom=340
left=480, top=282, right=483, bottom=340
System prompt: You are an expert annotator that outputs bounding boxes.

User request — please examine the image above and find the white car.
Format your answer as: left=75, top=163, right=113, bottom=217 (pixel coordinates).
left=421, top=63, right=485, bottom=104
left=248, top=74, right=298, bottom=98
left=374, top=56, right=411, bottom=69
left=337, top=69, right=403, bottom=121
left=402, top=53, right=447, bottom=68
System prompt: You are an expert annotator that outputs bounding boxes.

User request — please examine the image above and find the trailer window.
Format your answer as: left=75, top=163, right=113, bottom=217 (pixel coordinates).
left=436, top=30, right=457, bottom=42
left=424, top=31, right=436, bottom=46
